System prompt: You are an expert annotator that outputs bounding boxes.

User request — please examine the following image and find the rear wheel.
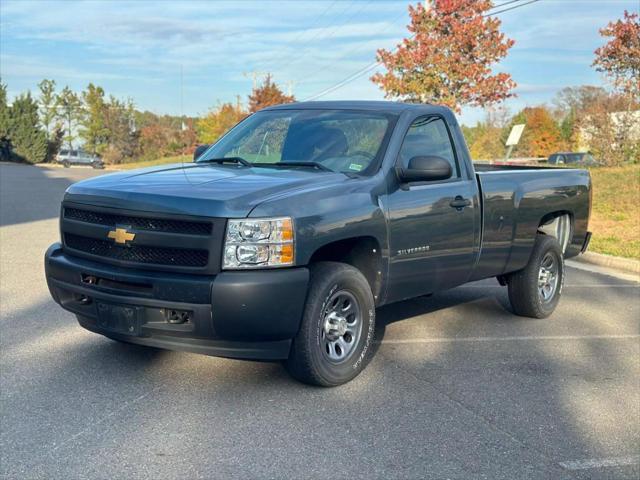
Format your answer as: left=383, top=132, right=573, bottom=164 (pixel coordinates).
left=507, top=235, right=564, bottom=318
left=286, top=262, right=376, bottom=387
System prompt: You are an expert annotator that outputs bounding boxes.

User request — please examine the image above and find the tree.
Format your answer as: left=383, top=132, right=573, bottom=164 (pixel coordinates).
left=554, top=85, right=609, bottom=114
left=248, top=74, right=295, bottom=113
left=371, top=0, right=516, bottom=112
left=38, top=79, right=65, bottom=161
left=101, top=96, right=139, bottom=164
left=505, top=106, right=564, bottom=158
left=465, top=122, right=505, bottom=160
left=0, top=81, right=12, bottom=161
left=80, top=83, right=109, bottom=154
left=593, top=10, right=640, bottom=99
left=7, top=92, right=48, bottom=164
left=553, top=85, right=639, bottom=164
left=197, top=102, right=247, bottom=143
left=38, top=79, right=59, bottom=138
left=56, top=86, right=82, bottom=150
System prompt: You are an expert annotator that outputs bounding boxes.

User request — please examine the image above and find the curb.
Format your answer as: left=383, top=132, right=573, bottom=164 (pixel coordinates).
left=574, top=251, right=640, bottom=275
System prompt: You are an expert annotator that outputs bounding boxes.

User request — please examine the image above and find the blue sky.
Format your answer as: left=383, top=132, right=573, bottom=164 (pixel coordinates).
left=0, top=0, right=637, bottom=125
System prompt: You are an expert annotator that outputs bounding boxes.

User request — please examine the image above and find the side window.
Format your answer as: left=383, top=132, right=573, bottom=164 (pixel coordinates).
left=399, top=116, right=459, bottom=178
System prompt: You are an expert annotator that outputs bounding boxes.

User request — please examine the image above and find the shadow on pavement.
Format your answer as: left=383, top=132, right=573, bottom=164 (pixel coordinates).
left=0, top=163, right=104, bottom=227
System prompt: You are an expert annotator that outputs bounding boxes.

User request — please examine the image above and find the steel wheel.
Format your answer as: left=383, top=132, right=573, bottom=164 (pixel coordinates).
left=321, top=290, right=362, bottom=363
left=538, top=252, right=559, bottom=302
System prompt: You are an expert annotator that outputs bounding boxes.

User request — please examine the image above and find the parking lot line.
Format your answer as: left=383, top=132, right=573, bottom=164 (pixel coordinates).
left=559, top=455, right=640, bottom=470
left=461, top=284, right=639, bottom=288
left=380, top=334, right=640, bottom=344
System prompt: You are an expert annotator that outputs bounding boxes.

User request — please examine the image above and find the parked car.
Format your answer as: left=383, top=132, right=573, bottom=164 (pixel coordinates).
left=548, top=152, right=598, bottom=165
left=56, top=149, right=104, bottom=169
left=45, top=101, right=592, bottom=386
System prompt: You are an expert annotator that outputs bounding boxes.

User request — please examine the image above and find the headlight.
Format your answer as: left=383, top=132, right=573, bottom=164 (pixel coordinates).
left=223, top=217, right=294, bottom=269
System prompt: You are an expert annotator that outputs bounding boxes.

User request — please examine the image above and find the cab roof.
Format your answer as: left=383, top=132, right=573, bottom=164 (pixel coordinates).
left=263, top=100, right=452, bottom=115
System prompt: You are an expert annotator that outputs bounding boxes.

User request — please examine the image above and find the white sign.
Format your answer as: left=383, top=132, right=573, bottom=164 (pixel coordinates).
left=505, top=124, right=525, bottom=146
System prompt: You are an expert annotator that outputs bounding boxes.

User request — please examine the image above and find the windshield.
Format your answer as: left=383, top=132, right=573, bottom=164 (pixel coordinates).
left=198, top=109, right=395, bottom=174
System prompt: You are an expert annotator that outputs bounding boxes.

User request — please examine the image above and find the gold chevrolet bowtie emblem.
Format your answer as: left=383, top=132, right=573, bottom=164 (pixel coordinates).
left=107, top=227, right=136, bottom=245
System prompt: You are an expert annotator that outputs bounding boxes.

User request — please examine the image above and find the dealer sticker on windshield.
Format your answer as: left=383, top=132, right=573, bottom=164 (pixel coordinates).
left=349, top=163, right=363, bottom=171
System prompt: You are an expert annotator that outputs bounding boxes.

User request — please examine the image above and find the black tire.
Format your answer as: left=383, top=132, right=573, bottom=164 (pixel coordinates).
left=507, top=235, right=564, bottom=318
left=62, top=160, right=70, bottom=168
left=286, top=262, right=376, bottom=387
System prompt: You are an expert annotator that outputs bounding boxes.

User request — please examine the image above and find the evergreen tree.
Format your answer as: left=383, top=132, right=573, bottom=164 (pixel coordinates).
left=0, top=81, right=12, bottom=161
left=80, top=83, right=109, bottom=154
left=56, top=86, right=82, bottom=150
left=38, top=79, right=59, bottom=138
left=8, top=92, right=48, bottom=164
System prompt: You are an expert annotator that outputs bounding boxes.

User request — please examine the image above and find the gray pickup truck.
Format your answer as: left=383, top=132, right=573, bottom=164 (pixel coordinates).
left=45, top=101, right=592, bottom=386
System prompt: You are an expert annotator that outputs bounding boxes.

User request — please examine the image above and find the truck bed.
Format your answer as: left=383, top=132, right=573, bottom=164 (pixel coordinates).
left=473, top=162, right=557, bottom=172
left=470, top=166, right=591, bottom=281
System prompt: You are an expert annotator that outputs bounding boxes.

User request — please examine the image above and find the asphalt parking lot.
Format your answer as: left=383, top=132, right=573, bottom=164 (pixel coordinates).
left=1, top=162, right=639, bottom=479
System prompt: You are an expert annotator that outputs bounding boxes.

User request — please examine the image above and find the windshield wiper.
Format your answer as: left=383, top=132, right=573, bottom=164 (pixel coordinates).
left=198, top=156, right=252, bottom=167
left=254, top=161, right=333, bottom=172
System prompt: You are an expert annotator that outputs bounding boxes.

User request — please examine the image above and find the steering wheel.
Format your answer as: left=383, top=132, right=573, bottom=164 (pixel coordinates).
left=349, top=150, right=375, bottom=161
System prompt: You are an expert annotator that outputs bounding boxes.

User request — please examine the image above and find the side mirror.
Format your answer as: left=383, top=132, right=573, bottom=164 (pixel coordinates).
left=193, top=144, right=210, bottom=161
left=398, top=155, right=452, bottom=182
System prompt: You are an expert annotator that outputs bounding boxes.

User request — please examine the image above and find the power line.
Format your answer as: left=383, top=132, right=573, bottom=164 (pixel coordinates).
left=274, top=0, right=372, bottom=73
left=490, top=0, right=540, bottom=15
left=490, top=0, right=527, bottom=9
left=290, top=8, right=411, bottom=87
left=303, top=0, right=540, bottom=101
left=262, top=0, right=354, bottom=72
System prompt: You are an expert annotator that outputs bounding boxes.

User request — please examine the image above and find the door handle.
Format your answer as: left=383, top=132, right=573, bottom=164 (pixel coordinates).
left=450, top=196, right=471, bottom=210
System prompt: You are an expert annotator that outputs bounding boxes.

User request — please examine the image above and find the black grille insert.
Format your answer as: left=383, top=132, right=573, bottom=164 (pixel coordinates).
left=64, top=207, right=211, bottom=235
left=64, top=233, right=209, bottom=268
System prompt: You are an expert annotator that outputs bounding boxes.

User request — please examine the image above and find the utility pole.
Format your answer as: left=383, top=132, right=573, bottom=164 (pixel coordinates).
left=243, top=70, right=267, bottom=89
left=285, top=80, right=297, bottom=97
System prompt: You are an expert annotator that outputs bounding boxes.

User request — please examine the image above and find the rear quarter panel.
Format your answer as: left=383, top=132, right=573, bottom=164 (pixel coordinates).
left=471, top=168, right=590, bottom=281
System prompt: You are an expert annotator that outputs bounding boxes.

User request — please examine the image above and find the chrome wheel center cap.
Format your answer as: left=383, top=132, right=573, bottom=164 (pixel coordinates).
left=324, top=312, right=347, bottom=339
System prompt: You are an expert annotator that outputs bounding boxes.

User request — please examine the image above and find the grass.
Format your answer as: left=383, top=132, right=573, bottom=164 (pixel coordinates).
left=110, top=155, right=640, bottom=260
left=588, top=164, right=640, bottom=260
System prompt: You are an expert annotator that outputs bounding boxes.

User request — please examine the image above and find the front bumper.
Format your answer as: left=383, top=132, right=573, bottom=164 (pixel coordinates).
left=44, top=244, right=309, bottom=360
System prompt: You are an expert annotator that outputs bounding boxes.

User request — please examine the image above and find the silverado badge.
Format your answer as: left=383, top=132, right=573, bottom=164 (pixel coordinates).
left=107, top=227, right=135, bottom=245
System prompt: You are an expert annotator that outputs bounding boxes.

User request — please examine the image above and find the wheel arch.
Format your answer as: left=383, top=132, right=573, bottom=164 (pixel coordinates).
left=537, top=210, right=573, bottom=254
left=307, top=236, right=384, bottom=304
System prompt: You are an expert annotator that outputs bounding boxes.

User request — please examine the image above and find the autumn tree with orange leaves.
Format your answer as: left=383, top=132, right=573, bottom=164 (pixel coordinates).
left=593, top=10, right=640, bottom=99
left=505, top=107, right=564, bottom=158
left=248, top=74, right=295, bottom=113
left=372, top=0, right=516, bottom=112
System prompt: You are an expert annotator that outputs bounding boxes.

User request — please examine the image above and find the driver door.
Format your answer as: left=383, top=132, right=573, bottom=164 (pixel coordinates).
left=385, top=115, right=478, bottom=303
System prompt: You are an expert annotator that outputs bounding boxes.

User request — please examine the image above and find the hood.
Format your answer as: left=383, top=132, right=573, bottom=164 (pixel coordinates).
left=64, top=163, right=350, bottom=218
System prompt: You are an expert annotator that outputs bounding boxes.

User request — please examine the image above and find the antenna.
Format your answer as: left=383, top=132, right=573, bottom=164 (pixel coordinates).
left=180, top=64, right=186, bottom=130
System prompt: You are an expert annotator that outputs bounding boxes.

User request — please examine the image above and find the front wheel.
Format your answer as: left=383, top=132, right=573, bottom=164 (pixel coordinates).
left=507, top=235, right=564, bottom=318
left=286, top=262, right=376, bottom=387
